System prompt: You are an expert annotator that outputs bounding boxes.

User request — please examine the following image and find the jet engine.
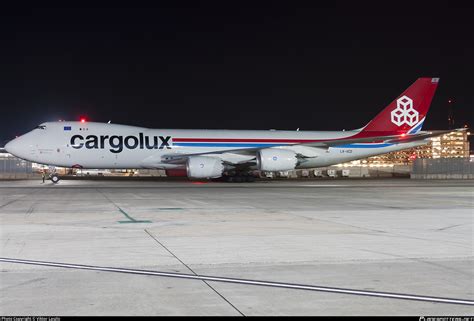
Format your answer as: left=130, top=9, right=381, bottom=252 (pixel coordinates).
left=186, top=156, right=225, bottom=179
left=257, top=149, right=298, bottom=171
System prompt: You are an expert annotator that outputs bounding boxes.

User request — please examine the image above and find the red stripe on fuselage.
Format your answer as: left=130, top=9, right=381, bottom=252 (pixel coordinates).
left=172, top=131, right=404, bottom=143
left=173, top=138, right=316, bottom=143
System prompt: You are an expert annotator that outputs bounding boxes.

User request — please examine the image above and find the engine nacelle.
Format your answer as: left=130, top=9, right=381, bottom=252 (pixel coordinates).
left=257, top=149, right=298, bottom=171
left=186, top=156, right=225, bottom=179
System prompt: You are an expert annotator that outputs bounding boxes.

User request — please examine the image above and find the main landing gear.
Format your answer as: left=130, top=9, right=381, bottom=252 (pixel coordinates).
left=223, top=173, right=256, bottom=183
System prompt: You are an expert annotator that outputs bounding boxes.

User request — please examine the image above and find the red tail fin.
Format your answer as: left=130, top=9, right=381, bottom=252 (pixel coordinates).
left=362, top=78, right=439, bottom=134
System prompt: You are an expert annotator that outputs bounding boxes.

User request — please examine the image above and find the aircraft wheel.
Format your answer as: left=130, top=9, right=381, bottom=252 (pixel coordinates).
left=233, top=176, right=243, bottom=183
left=51, top=174, right=60, bottom=184
left=246, top=176, right=256, bottom=183
left=225, top=174, right=255, bottom=183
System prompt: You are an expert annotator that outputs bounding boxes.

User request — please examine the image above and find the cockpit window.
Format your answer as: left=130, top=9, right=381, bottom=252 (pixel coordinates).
left=35, top=125, right=46, bottom=130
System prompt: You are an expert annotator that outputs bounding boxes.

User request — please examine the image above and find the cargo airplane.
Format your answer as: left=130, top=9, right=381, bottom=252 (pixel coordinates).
left=5, top=78, right=456, bottom=182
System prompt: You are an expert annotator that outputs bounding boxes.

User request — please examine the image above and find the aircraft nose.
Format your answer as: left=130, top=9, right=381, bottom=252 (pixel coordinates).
left=5, top=138, right=21, bottom=157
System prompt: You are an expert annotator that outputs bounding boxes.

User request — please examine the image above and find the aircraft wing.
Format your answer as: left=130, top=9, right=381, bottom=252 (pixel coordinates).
left=160, top=129, right=464, bottom=165
left=384, top=129, right=465, bottom=144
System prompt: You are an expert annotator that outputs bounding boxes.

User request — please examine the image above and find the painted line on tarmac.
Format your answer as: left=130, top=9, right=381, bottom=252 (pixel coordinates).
left=117, top=207, right=152, bottom=224
left=1, top=257, right=473, bottom=306
left=95, top=188, right=152, bottom=223
left=144, top=229, right=245, bottom=316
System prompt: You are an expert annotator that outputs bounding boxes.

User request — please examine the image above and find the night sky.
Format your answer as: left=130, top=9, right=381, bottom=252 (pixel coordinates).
left=1, top=3, right=473, bottom=145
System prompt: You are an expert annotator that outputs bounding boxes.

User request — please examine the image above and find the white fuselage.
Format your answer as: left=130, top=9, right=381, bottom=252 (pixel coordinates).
left=5, top=121, right=427, bottom=170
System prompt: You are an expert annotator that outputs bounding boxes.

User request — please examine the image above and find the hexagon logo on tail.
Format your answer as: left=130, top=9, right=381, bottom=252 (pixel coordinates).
left=390, top=95, right=419, bottom=127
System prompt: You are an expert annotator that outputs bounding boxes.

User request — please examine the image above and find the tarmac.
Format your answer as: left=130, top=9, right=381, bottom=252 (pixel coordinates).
left=0, top=178, right=473, bottom=315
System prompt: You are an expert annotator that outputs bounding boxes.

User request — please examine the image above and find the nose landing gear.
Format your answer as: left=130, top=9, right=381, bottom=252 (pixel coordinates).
left=50, top=174, right=60, bottom=184
left=48, top=166, right=60, bottom=184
